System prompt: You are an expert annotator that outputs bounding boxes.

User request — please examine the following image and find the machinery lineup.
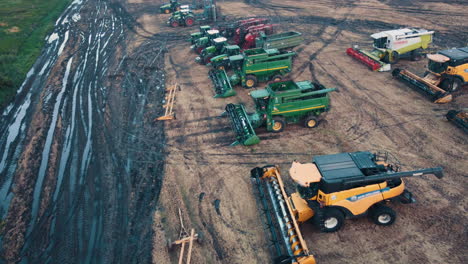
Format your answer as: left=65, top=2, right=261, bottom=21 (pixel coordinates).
left=158, top=2, right=465, bottom=264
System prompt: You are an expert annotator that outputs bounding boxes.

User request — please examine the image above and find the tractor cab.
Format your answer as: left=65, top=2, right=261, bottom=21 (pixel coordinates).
left=190, top=25, right=211, bottom=44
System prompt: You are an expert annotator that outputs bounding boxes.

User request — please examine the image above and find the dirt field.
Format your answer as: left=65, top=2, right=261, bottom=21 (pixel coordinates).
left=145, top=0, right=468, bottom=263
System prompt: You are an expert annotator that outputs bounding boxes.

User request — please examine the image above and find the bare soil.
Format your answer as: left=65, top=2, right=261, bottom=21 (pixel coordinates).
left=145, top=0, right=468, bottom=263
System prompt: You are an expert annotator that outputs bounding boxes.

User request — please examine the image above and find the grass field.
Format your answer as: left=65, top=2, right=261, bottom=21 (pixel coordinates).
left=0, top=0, right=71, bottom=107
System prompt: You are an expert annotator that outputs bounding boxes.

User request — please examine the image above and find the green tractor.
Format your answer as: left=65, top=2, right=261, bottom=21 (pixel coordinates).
left=160, top=0, right=181, bottom=14
left=190, top=25, right=211, bottom=45
left=210, top=48, right=295, bottom=97
left=168, top=9, right=196, bottom=27
left=195, top=37, right=231, bottom=65
left=191, top=29, right=220, bottom=54
left=225, top=80, right=336, bottom=146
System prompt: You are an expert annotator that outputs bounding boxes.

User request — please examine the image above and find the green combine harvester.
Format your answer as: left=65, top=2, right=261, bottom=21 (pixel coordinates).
left=210, top=48, right=295, bottom=97
left=225, top=80, right=336, bottom=146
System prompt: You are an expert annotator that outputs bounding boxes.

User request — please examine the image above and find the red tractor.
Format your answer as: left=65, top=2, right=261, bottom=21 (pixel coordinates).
left=216, top=18, right=269, bottom=38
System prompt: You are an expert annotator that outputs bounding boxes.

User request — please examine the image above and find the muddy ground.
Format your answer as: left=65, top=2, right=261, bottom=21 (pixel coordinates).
left=146, top=0, right=467, bottom=264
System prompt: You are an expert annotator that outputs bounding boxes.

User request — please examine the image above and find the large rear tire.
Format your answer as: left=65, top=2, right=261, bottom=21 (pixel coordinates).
left=245, top=75, right=258, bottom=88
left=319, top=208, right=344, bottom=233
left=370, top=204, right=396, bottom=226
left=185, top=17, right=195, bottom=27
left=271, top=117, right=285, bottom=133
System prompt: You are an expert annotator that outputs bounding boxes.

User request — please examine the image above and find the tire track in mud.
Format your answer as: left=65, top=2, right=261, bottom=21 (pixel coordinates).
left=0, top=0, right=167, bottom=263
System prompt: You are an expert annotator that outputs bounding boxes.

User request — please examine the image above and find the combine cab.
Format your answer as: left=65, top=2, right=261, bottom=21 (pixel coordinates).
left=251, top=152, right=443, bottom=261
left=210, top=48, right=295, bottom=98
left=347, top=28, right=434, bottom=71
left=392, top=47, right=468, bottom=103
left=225, top=80, right=335, bottom=146
left=446, top=110, right=468, bottom=133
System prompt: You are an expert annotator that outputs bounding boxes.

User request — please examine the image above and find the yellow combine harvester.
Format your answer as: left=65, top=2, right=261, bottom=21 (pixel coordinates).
left=392, top=47, right=468, bottom=103
left=251, top=151, right=443, bottom=263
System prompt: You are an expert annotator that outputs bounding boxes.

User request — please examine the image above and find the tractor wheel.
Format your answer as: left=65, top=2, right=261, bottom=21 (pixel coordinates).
left=185, top=17, right=195, bottom=27
left=245, top=75, right=258, bottom=88
left=370, top=204, right=396, bottom=226
left=271, top=117, right=285, bottom=133
left=271, top=74, right=282, bottom=82
left=170, top=20, right=179, bottom=27
left=164, top=9, right=170, bottom=14
left=304, top=115, right=318, bottom=128
left=319, top=208, right=344, bottom=233
left=390, top=51, right=400, bottom=64
left=441, top=78, right=462, bottom=92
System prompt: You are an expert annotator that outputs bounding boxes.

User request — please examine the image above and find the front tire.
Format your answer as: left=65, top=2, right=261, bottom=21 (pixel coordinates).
left=319, top=208, right=344, bottom=232
left=370, top=204, right=396, bottom=226
left=304, top=115, right=318, bottom=128
left=271, top=74, right=282, bottom=82
left=271, top=117, right=285, bottom=133
left=245, top=75, right=258, bottom=88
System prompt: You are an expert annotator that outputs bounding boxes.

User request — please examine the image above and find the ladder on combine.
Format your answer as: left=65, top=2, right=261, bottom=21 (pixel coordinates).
left=156, top=83, right=179, bottom=121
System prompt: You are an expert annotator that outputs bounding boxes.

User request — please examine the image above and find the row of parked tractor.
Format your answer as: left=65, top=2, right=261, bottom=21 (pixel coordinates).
left=158, top=3, right=464, bottom=264
left=186, top=18, right=338, bottom=146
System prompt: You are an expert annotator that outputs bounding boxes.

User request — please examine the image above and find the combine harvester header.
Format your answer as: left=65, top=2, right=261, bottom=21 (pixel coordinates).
left=347, top=28, right=434, bottom=72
